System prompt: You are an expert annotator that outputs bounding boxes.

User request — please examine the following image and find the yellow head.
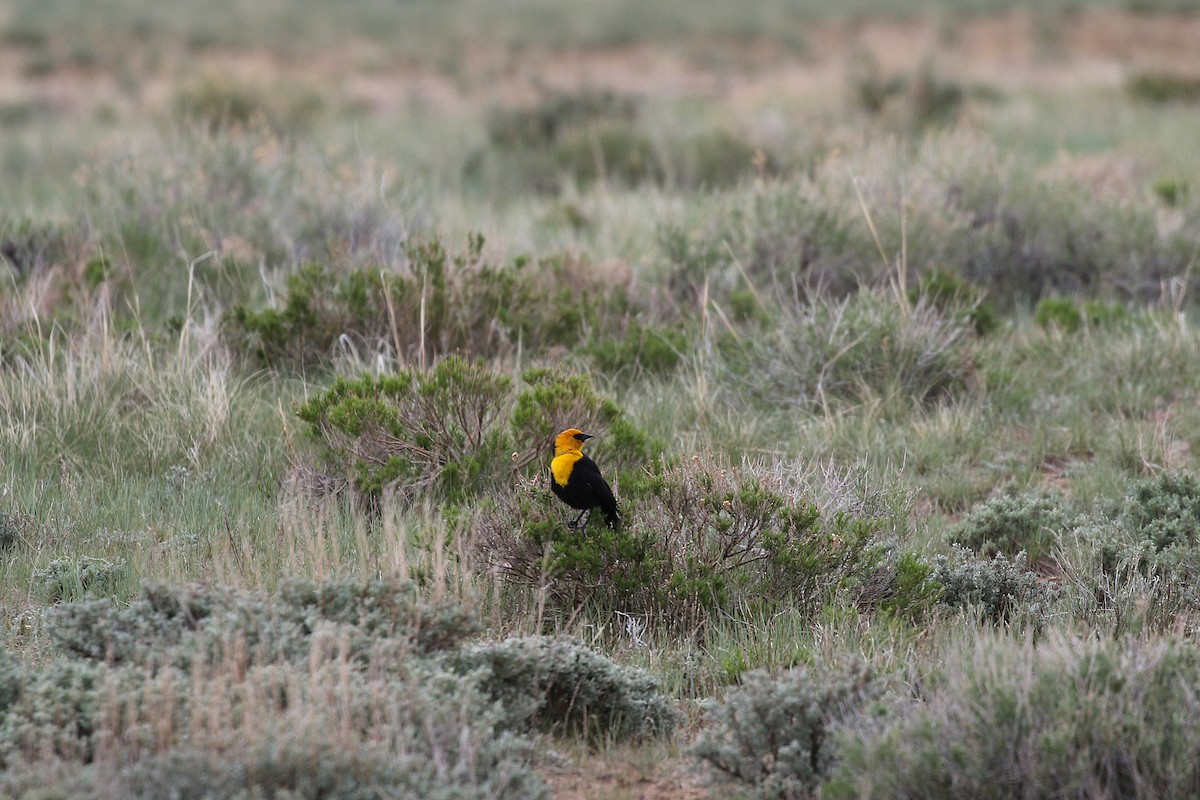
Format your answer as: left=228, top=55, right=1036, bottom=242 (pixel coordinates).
left=554, top=428, right=592, bottom=456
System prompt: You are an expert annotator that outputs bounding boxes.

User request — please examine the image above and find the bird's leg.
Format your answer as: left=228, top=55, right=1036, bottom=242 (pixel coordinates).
left=569, top=509, right=590, bottom=530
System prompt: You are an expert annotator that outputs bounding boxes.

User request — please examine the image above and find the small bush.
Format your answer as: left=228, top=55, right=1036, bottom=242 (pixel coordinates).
left=1083, top=299, right=1129, bottom=329
left=476, top=88, right=769, bottom=193
left=453, top=636, right=676, bottom=741
left=692, top=662, right=876, bottom=799
left=47, top=578, right=480, bottom=668
left=298, top=360, right=655, bottom=503
left=1123, top=469, right=1200, bottom=552
left=226, top=236, right=630, bottom=369
left=932, top=545, right=1054, bottom=627
left=909, top=266, right=999, bottom=335
left=854, top=549, right=943, bottom=623
left=1127, top=71, right=1200, bottom=104
left=1036, top=297, right=1125, bottom=334
left=828, top=635, right=1200, bottom=800
left=0, top=656, right=546, bottom=800
left=486, top=89, right=638, bottom=150
left=295, top=358, right=514, bottom=502
left=1035, top=296, right=1084, bottom=332
left=35, top=556, right=128, bottom=603
left=114, top=668, right=545, bottom=800
left=173, top=72, right=324, bottom=133
left=474, top=456, right=890, bottom=633
left=1153, top=177, right=1188, bottom=207
left=850, top=54, right=964, bottom=130
left=947, top=489, right=1070, bottom=566
left=0, top=659, right=104, bottom=768
left=508, top=365, right=657, bottom=480
left=554, top=122, right=661, bottom=187
left=906, top=64, right=965, bottom=129
left=1056, top=517, right=1200, bottom=636
left=848, top=49, right=906, bottom=115
left=584, top=320, right=689, bottom=376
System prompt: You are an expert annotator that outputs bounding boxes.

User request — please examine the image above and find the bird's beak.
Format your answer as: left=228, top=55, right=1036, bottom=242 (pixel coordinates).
left=578, top=433, right=593, bottom=441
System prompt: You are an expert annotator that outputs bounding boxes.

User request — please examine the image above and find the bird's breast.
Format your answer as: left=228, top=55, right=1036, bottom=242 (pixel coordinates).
left=550, top=452, right=580, bottom=487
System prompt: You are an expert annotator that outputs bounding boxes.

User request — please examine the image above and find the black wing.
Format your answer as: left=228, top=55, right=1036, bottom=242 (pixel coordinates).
left=573, top=455, right=620, bottom=529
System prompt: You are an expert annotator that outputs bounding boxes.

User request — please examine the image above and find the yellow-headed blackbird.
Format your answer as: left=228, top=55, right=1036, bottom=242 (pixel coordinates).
left=550, top=428, right=620, bottom=529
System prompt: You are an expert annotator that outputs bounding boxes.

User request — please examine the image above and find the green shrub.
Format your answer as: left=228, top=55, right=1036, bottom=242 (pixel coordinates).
left=297, top=360, right=655, bottom=503
left=685, top=129, right=772, bottom=188
left=692, top=662, right=876, bottom=799
left=1056, top=517, right=1200, bottom=636
left=508, top=365, right=657, bottom=479
left=1123, top=469, right=1200, bottom=552
left=1153, top=176, right=1188, bottom=207
left=114, top=668, right=545, bottom=800
left=583, top=321, right=689, bottom=376
left=554, top=122, right=661, bottom=187
left=931, top=545, right=1054, bottom=627
left=947, top=489, right=1070, bottom=565
left=0, top=659, right=104, bottom=768
left=848, top=49, right=906, bottom=115
left=1083, top=299, right=1129, bottom=329
left=296, top=358, right=513, bottom=501
left=1035, top=297, right=1128, bottom=334
left=0, top=657, right=545, bottom=800
left=1127, top=71, right=1200, bottom=104
left=475, top=89, right=647, bottom=192
left=855, top=549, right=943, bottom=623
left=828, top=635, right=1200, bottom=800
left=47, top=578, right=480, bottom=668
left=474, top=457, right=889, bottom=632
left=1035, top=296, right=1084, bottom=332
left=34, top=556, right=129, bottom=603
left=453, top=636, right=677, bottom=740
left=851, top=53, right=965, bottom=130
left=225, top=261, right=383, bottom=369
left=226, top=236, right=631, bottom=369
left=910, top=266, right=999, bottom=335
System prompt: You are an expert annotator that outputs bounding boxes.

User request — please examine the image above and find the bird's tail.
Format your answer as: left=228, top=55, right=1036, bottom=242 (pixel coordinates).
left=603, top=507, right=620, bottom=530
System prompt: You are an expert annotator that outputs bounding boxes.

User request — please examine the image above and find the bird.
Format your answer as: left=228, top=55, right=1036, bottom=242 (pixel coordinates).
left=549, top=428, right=620, bottom=530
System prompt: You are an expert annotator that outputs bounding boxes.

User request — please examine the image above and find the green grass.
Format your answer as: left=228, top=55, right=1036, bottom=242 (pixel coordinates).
left=5, top=2, right=1200, bottom=797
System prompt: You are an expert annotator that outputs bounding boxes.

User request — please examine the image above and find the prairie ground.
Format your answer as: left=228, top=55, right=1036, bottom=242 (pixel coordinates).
left=4, top=2, right=1200, bottom=798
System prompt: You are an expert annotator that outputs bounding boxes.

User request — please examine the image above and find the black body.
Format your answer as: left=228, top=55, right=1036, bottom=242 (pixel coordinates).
left=551, top=454, right=620, bottom=529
